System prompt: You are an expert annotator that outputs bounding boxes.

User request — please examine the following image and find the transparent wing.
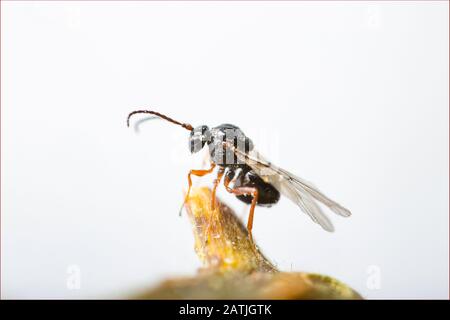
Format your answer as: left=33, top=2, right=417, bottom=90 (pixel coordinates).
left=229, top=144, right=351, bottom=232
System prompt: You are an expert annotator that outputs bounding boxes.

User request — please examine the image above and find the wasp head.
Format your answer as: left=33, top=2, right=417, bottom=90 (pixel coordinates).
left=189, top=125, right=210, bottom=153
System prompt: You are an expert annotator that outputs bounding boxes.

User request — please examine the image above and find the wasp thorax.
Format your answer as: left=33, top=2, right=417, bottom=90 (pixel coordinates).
left=207, top=124, right=254, bottom=166
left=189, top=125, right=210, bottom=153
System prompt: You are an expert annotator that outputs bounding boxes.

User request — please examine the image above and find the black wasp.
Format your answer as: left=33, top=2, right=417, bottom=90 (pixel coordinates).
left=127, top=110, right=351, bottom=241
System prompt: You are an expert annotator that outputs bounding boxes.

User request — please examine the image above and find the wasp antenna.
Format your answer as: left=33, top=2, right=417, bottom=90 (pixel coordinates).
left=127, top=110, right=193, bottom=131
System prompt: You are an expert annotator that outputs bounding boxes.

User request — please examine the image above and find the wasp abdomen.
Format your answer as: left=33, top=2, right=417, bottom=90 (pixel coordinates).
left=232, top=168, right=280, bottom=207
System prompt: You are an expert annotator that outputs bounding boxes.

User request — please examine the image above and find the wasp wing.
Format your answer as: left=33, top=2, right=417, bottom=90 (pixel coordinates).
left=230, top=144, right=351, bottom=232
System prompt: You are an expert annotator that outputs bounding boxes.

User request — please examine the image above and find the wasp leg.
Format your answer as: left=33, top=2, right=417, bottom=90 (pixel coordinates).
left=211, top=167, right=225, bottom=210
left=180, top=162, right=216, bottom=215
left=204, top=167, right=225, bottom=244
left=223, top=177, right=259, bottom=243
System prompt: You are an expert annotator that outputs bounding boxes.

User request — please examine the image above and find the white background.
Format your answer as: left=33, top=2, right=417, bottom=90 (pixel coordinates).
left=1, top=1, right=448, bottom=299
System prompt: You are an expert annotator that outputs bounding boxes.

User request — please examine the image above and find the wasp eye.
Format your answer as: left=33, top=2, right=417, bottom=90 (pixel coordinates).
left=189, top=125, right=209, bottom=153
left=189, top=137, right=204, bottom=153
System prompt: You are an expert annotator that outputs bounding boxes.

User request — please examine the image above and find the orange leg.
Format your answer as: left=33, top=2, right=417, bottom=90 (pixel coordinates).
left=180, top=162, right=216, bottom=215
left=223, top=177, right=259, bottom=243
left=211, top=167, right=225, bottom=210
left=204, top=167, right=225, bottom=243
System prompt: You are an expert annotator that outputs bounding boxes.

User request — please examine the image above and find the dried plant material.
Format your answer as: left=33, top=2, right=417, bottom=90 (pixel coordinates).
left=185, top=187, right=275, bottom=273
left=135, top=187, right=361, bottom=299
